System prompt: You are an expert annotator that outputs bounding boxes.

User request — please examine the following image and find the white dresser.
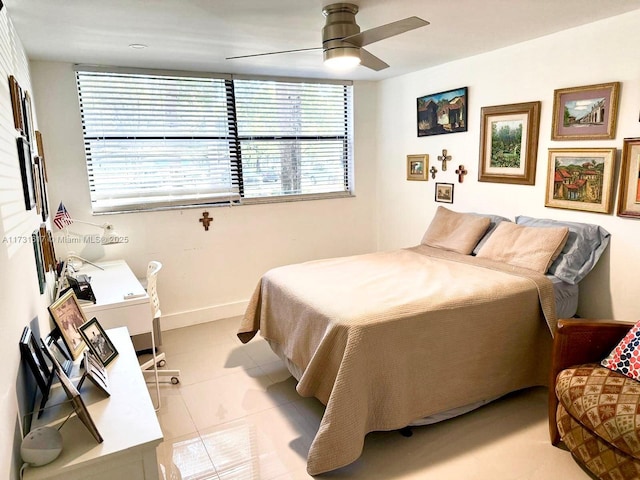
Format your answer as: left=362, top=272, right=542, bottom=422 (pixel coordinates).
left=23, top=327, right=163, bottom=480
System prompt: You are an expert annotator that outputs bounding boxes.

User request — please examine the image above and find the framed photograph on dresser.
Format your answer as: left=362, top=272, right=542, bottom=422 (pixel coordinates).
left=79, top=317, right=118, bottom=367
left=48, top=290, right=87, bottom=360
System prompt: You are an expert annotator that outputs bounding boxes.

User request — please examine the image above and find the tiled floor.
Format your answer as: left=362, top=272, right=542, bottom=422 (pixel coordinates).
left=151, top=317, right=591, bottom=480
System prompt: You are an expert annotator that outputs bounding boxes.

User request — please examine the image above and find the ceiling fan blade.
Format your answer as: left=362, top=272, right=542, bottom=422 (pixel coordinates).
left=226, top=47, right=321, bottom=60
left=359, top=48, right=389, bottom=71
left=342, top=17, right=429, bottom=48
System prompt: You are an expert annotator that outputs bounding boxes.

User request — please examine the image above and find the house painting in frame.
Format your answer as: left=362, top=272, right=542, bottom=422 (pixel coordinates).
left=417, top=87, right=467, bottom=137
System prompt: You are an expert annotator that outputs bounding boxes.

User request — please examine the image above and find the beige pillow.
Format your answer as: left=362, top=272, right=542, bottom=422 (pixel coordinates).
left=475, top=221, right=569, bottom=273
left=421, top=206, right=491, bottom=255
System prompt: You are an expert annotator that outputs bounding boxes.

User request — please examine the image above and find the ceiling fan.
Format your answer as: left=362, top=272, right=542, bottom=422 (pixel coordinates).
left=226, top=3, right=429, bottom=71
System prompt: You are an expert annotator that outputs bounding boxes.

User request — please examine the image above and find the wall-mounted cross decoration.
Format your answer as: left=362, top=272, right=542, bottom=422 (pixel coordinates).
left=438, top=149, right=452, bottom=171
left=429, top=166, right=438, bottom=179
left=455, top=165, right=468, bottom=183
left=199, top=211, right=213, bottom=231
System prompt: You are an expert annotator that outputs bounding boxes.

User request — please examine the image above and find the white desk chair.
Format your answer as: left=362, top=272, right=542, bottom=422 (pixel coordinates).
left=140, top=260, right=180, bottom=410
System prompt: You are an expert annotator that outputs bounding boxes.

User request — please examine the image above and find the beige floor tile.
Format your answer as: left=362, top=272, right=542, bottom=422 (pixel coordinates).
left=157, top=432, right=219, bottom=480
left=200, top=404, right=312, bottom=480
left=155, top=391, right=198, bottom=440
left=165, top=339, right=259, bottom=386
left=180, top=367, right=300, bottom=431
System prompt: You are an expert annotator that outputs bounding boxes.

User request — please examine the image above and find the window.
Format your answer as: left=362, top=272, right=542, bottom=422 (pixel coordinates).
left=75, top=67, right=353, bottom=213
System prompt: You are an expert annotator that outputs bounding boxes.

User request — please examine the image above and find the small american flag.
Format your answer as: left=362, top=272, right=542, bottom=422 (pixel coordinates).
left=53, top=202, right=73, bottom=229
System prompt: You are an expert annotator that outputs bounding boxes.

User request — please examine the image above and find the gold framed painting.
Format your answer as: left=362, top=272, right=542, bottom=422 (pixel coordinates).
left=551, top=82, right=619, bottom=140
left=545, top=148, right=616, bottom=214
left=407, top=154, right=428, bottom=181
left=48, top=290, right=87, bottom=360
left=478, top=101, right=540, bottom=185
left=617, top=137, right=640, bottom=219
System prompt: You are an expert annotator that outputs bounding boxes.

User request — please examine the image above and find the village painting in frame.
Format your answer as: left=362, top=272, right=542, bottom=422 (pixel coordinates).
left=545, top=148, right=616, bottom=214
left=417, top=87, right=467, bottom=137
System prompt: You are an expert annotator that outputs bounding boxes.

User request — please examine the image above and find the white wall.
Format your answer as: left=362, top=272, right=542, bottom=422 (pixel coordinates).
left=29, top=61, right=379, bottom=329
left=375, top=10, right=640, bottom=319
left=0, top=9, right=56, bottom=479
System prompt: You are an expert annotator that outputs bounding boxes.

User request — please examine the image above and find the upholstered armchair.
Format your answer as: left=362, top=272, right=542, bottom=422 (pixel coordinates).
left=549, top=318, right=640, bottom=479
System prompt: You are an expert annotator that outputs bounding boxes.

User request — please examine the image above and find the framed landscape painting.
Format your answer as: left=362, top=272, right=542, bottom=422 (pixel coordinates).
left=545, top=148, right=616, bottom=214
left=417, top=87, right=467, bottom=137
left=551, top=82, right=619, bottom=140
left=478, top=101, right=540, bottom=185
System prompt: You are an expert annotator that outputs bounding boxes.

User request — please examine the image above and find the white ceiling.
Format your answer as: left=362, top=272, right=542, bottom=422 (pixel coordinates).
left=5, top=0, right=640, bottom=81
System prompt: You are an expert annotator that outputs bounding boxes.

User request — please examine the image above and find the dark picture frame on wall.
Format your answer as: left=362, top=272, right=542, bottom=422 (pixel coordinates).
left=417, top=87, right=467, bottom=137
left=617, top=137, right=640, bottom=219
left=545, top=148, right=616, bottom=214
left=551, top=82, right=620, bottom=140
left=435, top=183, right=454, bottom=203
left=32, top=229, right=46, bottom=294
left=17, top=136, right=35, bottom=210
left=478, top=101, right=541, bottom=185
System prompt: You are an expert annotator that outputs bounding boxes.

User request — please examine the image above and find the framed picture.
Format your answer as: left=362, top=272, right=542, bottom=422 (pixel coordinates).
left=79, top=317, right=118, bottom=367
left=40, top=339, right=103, bottom=443
left=19, top=327, right=54, bottom=412
left=617, top=138, right=640, bottom=219
left=35, top=131, right=48, bottom=181
left=32, top=230, right=45, bottom=294
left=417, top=87, right=467, bottom=137
left=407, top=154, right=428, bottom=181
left=545, top=148, right=616, bottom=214
left=48, top=290, right=87, bottom=360
left=34, top=157, right=48, bottom=221
left=551, top=82, right=620, bottom=140
left=478, top=101, right=541, bottom=185
left=17, top=136, right=35, bottom=210
left=40, top=226, right=57, bottom=273
left=8, top=75, right=24, bottom=134
left=77, top=350, right=110, bottom=396
left=435, top=183, right=454, bottom=203
left=22, top=90, right=35, bottom=145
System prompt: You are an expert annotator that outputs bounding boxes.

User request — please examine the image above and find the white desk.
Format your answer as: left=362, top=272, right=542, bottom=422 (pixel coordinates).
left=77, top=260, right=150, bottom=337
left=24, top=327, right=163, bottom=480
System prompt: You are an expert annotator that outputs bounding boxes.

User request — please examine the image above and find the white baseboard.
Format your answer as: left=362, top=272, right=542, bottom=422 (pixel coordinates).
left=161, top=300, right=249, bottom=330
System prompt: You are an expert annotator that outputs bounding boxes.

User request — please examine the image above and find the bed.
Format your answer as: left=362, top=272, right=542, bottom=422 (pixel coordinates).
left=237, top=207, right=610, bottom=475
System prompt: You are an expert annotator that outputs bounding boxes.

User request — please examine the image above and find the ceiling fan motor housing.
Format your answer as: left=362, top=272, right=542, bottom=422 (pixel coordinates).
left=322, top=3, right=361, bottom=62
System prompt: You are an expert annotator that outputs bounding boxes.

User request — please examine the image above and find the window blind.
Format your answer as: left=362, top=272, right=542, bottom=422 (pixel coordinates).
left=76, top=70, right=239, bottom=213
left=233, top=79, right=352, bottom=198
left=76, top=69, right=353, bottom=213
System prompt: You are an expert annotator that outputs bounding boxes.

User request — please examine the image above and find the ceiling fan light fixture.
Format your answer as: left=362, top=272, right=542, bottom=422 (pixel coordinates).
left=323, top=47, right=361, bottom=70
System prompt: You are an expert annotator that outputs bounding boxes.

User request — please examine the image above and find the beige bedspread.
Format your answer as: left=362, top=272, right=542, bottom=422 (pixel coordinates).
left=238, top=245, right=557, bottom=475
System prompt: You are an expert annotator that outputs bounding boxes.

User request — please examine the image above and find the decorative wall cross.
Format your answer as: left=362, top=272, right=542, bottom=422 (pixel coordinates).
left=429, top=166, right=438, bottom=179
left=438, top=149, right=452, bottom=171
left=455, top=165, right=468, bottom=183
left=199, top=212, right=213, bottom=231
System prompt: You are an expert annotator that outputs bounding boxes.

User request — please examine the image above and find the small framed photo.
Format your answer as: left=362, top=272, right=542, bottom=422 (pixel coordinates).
left=19, top=327, right=53, bottom=408
left=40, top=339, right=103, bottom=443
left=48, top=290, right=87, bottom=360
left=407, top=154, right=428, bottom=181
left=545, top=148, right=616, bottom=214
left=617, top=137, right=640, bottom=219
left=77, top=350, right=110, bottom=396
left=32, top=229, right=45, bottom=294
left=417, top=87, right=467, bottom=137
left=478, top=101, right=541, bottom=185
left=17, top=136, right=35, bottom=210
left=79, top=317, right=118, bottom=367
left=435, top=183, right=454, bottom=203
left=551, top=82, right=620, bottom=140
left=8, top=75, right=24, bottom=133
